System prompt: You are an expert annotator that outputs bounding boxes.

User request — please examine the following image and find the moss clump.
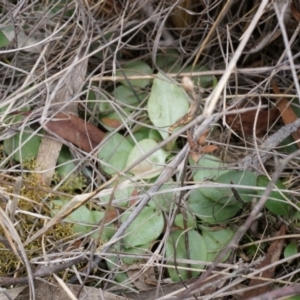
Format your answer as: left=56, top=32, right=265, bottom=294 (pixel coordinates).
left=0, top=159, right=89, bottom=276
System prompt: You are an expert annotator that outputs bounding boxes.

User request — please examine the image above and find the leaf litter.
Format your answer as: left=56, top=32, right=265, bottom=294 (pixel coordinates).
left=1, top=1, right=300, bottom=299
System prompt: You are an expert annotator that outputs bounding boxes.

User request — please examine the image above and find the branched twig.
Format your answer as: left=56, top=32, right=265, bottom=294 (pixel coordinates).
left=238, top=118, right=300, bottom=170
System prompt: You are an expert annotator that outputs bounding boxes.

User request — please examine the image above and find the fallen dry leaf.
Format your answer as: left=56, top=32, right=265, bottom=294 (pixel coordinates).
left=125, top=264, right=157, bottom=291
left=272, top=80, right=300, bottom=148
left=244, top=224, right=286, bottom=299
left=200, top=145, right=218, bottom=153
left=226, top=106, right=279, bottom=136
left=291, top=0, right=300, bottom=22
left=42, top=112, right=105, bottom=152
left=187, top=130, right=218, bottom=162
left=101, top=117, right=122, bottom=129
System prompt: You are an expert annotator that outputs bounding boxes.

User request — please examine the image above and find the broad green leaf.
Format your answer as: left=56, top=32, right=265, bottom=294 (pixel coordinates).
left=182, top=65, right=216, bottom=88
left=148, top=181, right=176, bottom=212
left=4, top=128, right=41, bottom=163
left=113, top=85, right=147, bottom=106
left=86, top=89, right=98, bottom=111
left=122, top=244, right=151, bottom=265
left=106, top=243, right=129, bottom=283
left=0, top=30, right=10, bottom=48
left=0, top=105, right=30, bottom=125
left=99, top=186, right=134, bottom=208
left=284, top=242, right=298, bottom=259
left=280, top=135, right=299, bottom=154
left=56, top=146, right=76, bottom=177
left=89, top=211, right=114, bottom=240
left=87, top=87, right=110, bottom=112
left=200, top=171, right=257, bottom=205
left=166, top=229, right=207, bottom=281
left=129, top=128, right=151, bottom=143
left=292, top=204, right=300, bottom=225
left=99, top=108, right=132, bottom=131
left=149, top=129, right=163, bottom=142
left=128, top=128, right=162, bottom=144
left=200, top=226, right=234, bottom=262
left=174, top=211, right=196, bottom=229
left=50, top=200, right=105, bottom=238
left=147, top=72, right=189, bottom=140
left=126, top=139, right=168, bottom=179
left=121, top=206, right=164, bottom=248
left=188, top=189, right=240, bottom=224
left=256, top=175, right=291, bottom=216
left=98, top=133, right=133, bottom=175
left=116, top=61, right=152, bottom=88
left=191, top=154, right=228, bottom=182
left=1, top=26, right=42, bottom=53
left=155, top=50, right=182, bottom=73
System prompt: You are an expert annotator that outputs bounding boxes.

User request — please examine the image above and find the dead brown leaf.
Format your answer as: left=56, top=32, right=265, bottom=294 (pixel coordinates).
left=101, top=117, right=122, bottom=129
left=42, top=112, right=105, bottom=152
left=187, top=130, right=218, bottom=162
left=272, top=80, right=300, bottom=148
left=291, top=0, right=300, bottom=22
left=200, top=145, right=218, bottom=153
left=125, top=264, right=157, bottom=291
left=244, top=224, right=286, bottom=299
left=226, top=106, right=279, bottom=136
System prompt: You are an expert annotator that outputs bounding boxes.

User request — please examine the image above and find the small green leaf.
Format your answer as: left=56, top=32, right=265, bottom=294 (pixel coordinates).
left=50, top=200, right=105, bottom=238
left=116, top=61, right=152, bottom=88
left=1, top=26, right=43, bottom=53
left=166, top=229, right=207, bottom=281
left=113, top=85, right=147, bottom=106
left=182, top=65, right=216, bottom=88
left=87, top=87, right=110, bottom=112
left=0, top=105, right=30, bottom=125
left=191, top=154, right=228, bottom=182
left=106, top=243, right=129, bottom=283
left=99, top=185, right=134, bottom=208
left=122, top=244, right=151, bottom=265
left=4, top=128, right=41, bottom=163
left=147, top=72, right=189, bottom=140
left=148, top=181, right=176, bottom=212
left=280, top=135, right=299, bottom=154
left=200, top=171, right=257, bottom=205
left=128, top=128, right=162, bottom=144
left=99, top=108, right=132, bottom=131
left=121, top=206, right=164, bottom=248
left=126, top=139, right=168, bottom=179
left=188, top=189, right=240, bottom=224
left=56, top=146, right=76, bottom=177
left=174, top=211, right=196, bottom=229
left=284, top=242, right=298, bottom=259
left=200, top=226, right=234, bottom=262
left=257, top=175, right=291, bottom=216
left=155, top=50, right=182, bottom=73
left=128, top=128, right=151, bottom=143
left=0, top=30, right=10, bottom=47
left=98, top=133, right=133, bottom=175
